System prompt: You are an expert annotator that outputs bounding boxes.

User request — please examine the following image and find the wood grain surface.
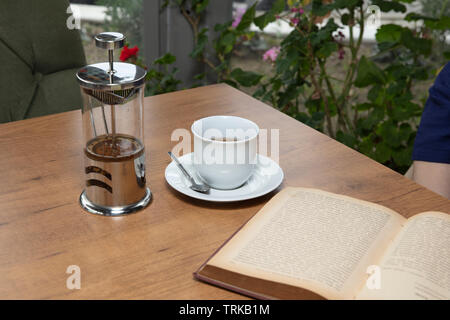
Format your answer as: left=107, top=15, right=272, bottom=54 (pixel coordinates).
left=0, top=84, right=448, bottom=299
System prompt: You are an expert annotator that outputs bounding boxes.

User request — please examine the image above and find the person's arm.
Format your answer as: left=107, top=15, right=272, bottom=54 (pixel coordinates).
left=412, top=63, right=450, bottom=199
left=413, top=161, right=450, bottom=199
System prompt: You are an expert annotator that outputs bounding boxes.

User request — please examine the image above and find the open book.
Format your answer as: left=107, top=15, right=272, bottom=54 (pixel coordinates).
left=194, top=188, right=450, bottom=300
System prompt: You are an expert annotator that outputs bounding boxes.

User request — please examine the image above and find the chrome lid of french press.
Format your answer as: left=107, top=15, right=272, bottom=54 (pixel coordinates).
left=76, top=32, right=146, bottom=91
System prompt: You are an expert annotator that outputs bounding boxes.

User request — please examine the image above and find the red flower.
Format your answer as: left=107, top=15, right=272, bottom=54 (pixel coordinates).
left=120, top=45, right=139, bottom=61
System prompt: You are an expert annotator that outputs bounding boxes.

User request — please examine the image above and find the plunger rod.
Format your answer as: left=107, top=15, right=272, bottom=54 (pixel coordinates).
left=108, top=49, right=116, bottom=148
left=108, top=49, right=114, bottom=74
left=101, top=106, right=109, bottom=134
left=89, top=109, right=97, bottom=137
left=111, top=104, right=116, bottom=146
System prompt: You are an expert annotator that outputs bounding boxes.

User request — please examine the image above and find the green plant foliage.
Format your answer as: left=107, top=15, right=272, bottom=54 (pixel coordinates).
left=192, top=0, right=209, bottom=13
left=105, top=0, right=449, bottom=174
left=254, top=0, right=286, bottom=29
left=370, top=0, right=407, bottom=12
left=354, top=56, right=386, bottom=87
left=191, top=28, right=209, bottom=59
left=145, top=53, right=181, bottom=96
left=248, top=0, right=448, bottom=174
left=415, top=0, right=450, bottom=70
left=236, top=3, right=256, bottom=31
left=231, top=68, right=263, bottom=87
left=170, top=1, right=261, bottom=85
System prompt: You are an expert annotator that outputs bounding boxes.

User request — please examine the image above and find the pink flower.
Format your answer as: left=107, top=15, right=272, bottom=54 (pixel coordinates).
left=262, top=46, right=280, bottom=62
left=232, top=7, right=246, bottom=28
left=290, top=17, right=300, bottom=25
left=291, top=7, right=304, bottom=14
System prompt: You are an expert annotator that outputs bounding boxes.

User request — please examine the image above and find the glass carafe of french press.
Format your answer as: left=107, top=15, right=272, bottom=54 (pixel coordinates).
left=77, top=32, right=151, bottom=216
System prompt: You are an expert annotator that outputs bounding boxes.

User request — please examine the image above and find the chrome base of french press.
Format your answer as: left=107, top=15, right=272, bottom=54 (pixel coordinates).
left=79, top=187, right=152, bottom=216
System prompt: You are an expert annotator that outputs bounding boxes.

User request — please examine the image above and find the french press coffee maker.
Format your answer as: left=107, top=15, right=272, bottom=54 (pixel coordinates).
left=77, top=32, right=151, bottom=216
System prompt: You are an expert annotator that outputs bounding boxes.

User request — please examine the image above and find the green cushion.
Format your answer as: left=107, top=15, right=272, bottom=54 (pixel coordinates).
left=0, top=0, right=86, bottom=123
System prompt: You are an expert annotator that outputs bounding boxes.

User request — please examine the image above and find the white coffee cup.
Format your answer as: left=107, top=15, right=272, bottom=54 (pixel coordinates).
left=191, top=116, right=259, bottom=190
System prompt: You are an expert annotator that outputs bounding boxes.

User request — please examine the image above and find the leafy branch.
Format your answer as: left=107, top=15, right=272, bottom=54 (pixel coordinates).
left=163, top=0, right=262, bottom=86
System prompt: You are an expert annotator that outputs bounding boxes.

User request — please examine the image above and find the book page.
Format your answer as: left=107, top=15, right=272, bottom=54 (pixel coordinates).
left=208, top=188, right=405, bottom=299
left=357, top=211, right=450, bottom=300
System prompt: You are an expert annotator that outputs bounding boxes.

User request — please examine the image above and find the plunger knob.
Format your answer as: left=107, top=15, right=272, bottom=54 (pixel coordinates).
left=94, top=32, right=125, bottom=75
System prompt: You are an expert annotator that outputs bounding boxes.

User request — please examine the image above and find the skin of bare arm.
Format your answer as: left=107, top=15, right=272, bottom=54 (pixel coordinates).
left=413, top=161, right=450, bottom=199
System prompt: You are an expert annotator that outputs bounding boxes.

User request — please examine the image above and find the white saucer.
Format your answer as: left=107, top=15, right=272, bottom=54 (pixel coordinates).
left=165, top=153, right=284, bottom=202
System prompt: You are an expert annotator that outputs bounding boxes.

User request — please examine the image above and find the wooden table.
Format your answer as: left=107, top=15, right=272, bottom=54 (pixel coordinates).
left=0, top=84, right=449, bottom=299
